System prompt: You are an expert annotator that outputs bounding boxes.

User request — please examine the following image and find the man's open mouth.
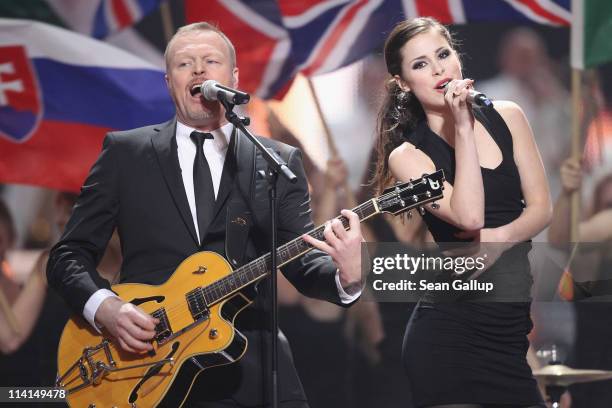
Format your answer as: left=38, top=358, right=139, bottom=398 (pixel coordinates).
left=190, top=84, right=202, bottom=96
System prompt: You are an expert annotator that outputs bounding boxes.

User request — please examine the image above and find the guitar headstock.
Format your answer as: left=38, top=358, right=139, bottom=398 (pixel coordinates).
left=376, top=169, right=445, bottom=216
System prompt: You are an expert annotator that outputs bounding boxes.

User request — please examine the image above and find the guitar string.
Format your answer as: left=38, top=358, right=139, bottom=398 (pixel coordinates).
left=144, top=181, right=440, bottom=321
left=150, top=184, right=440, bottom=323
left=160, top=196, right=383, bottom=318
left=158, top=199, right=376, bottom=320
left=154, top=184, right=440, bottom=321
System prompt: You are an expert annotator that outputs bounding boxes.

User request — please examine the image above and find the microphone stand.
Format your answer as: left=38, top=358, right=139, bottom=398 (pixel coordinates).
left=218, top=94, right=297, bottom=408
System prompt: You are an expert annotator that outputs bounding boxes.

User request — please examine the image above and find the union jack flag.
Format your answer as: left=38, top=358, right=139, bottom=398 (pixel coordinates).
left=186, top=0, right=571, bottom=99
left=93, top=0, right=163, bottom=38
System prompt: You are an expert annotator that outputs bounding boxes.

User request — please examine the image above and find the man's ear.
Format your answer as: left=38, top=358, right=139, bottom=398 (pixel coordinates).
left=232, top=67, right=239, bottom=88
left=393, top=75, right=410, bottom=92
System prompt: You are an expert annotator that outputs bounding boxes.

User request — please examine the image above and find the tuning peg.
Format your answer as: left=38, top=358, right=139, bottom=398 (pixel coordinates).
left=431, top=202, right=440, bottom=210
left=412, top=195, right=418, bottom=203
left=418, top=206, right=426, bottom=216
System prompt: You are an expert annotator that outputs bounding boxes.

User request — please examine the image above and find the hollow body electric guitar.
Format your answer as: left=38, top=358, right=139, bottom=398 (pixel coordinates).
left=55, top=170, right=444, bottom=408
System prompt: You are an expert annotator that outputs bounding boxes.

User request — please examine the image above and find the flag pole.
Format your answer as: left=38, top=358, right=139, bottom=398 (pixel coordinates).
left=306, top=77, right=357, bottom=208
left=570, top=68, right=582, bottom=242
left=306, top=77, right=340, bottom=156
left=160, top=0, right=175, bottom=43
left=0, top=287, right=20, bottom=335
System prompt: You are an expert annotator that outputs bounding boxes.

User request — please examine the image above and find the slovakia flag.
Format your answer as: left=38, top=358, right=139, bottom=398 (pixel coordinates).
left=0, top=19, right=175, bottom=192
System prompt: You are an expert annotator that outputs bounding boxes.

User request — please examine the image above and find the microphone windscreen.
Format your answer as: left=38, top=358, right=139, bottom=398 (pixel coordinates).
left=202, top=80, right=219, bottom=101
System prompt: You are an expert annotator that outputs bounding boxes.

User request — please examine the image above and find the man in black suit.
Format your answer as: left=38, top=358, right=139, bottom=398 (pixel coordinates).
left=46, top=22, right=363, bottom=407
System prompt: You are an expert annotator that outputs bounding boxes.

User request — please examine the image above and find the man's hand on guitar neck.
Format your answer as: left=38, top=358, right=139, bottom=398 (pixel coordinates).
left=95, top=297, right=159, bottom=353
left=303, top=209, right=364, bottom=296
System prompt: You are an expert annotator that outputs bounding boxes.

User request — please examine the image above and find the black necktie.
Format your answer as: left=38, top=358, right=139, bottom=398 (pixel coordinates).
left=190, top=131, right=215, bottom=245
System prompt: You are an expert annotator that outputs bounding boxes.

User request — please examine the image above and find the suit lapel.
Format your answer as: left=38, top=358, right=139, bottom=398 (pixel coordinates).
left=151, top=119, right=199, bottom=246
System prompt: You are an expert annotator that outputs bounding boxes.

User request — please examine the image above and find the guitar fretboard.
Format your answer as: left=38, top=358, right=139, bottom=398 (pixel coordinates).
left=199, top=199, right=379, bottom=305
left=186, top=171, right=444, bottom=307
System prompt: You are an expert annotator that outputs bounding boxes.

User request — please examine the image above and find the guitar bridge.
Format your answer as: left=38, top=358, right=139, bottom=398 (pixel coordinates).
left=56, top=339, right=116, bottom=393
left=56, top=338, right=176, bottom=395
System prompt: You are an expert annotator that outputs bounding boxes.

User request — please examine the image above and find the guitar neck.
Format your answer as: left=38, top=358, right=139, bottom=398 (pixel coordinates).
left=199, top=199, right=380, bottom=305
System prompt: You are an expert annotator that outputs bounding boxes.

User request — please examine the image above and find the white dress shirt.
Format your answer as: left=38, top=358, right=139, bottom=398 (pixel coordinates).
left=83, top=121, right=360, bottom=330
left=176, top=121, right=231, bottom=244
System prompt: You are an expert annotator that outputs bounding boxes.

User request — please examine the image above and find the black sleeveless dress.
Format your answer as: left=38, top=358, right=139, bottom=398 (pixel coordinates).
left=401, top=111, right=544, bottom=407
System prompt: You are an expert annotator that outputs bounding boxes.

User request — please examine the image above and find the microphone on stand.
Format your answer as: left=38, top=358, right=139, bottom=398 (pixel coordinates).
left=444, top=82, right=493, bottom=108
left=191, top=79, right=250, bottom=105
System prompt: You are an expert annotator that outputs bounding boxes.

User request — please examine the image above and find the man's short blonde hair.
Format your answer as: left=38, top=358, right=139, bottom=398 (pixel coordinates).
left=164, top=22, right=237, bottom=70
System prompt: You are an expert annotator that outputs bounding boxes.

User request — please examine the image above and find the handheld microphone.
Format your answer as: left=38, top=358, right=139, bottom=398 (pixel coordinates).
left=444, top=82, right=492, bottom=108
left=193, top=80, right=250, bottom=105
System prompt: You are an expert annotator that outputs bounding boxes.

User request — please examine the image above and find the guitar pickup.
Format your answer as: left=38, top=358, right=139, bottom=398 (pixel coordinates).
left=152, top=307, right=173, bottom=344
left=186, top=288, right=210, bottom=322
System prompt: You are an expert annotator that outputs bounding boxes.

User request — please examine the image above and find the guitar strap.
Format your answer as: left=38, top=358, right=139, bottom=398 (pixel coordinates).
left=224, top=126, right=253, bottom=269
left=225, top=201, right=252, bottom=268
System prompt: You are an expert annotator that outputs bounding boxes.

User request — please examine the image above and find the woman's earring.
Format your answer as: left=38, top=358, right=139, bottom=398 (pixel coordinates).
left=396, top=90, right=410, bottom=110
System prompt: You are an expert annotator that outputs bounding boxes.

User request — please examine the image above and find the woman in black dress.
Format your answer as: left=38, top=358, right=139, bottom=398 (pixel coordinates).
left=372, top=18, right=552, bottom=407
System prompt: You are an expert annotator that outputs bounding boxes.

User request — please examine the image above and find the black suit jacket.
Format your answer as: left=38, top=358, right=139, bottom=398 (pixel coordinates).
left=47, top=119, right=352, bottom=406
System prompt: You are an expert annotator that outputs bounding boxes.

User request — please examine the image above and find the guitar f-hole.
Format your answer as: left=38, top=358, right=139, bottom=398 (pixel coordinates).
left=129, top=342, right=179, bottom=404
left=130, top=296, right=165, bottom=306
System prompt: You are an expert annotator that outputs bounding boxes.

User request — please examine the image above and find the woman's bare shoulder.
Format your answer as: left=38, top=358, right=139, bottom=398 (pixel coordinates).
left=389, top=141, right=435, bottom=178
left=492, top=100, right=526, bottom=122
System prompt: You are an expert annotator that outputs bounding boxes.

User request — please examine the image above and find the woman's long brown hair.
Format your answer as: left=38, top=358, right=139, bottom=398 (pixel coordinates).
left=371, top=17, right=457, bottom=194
